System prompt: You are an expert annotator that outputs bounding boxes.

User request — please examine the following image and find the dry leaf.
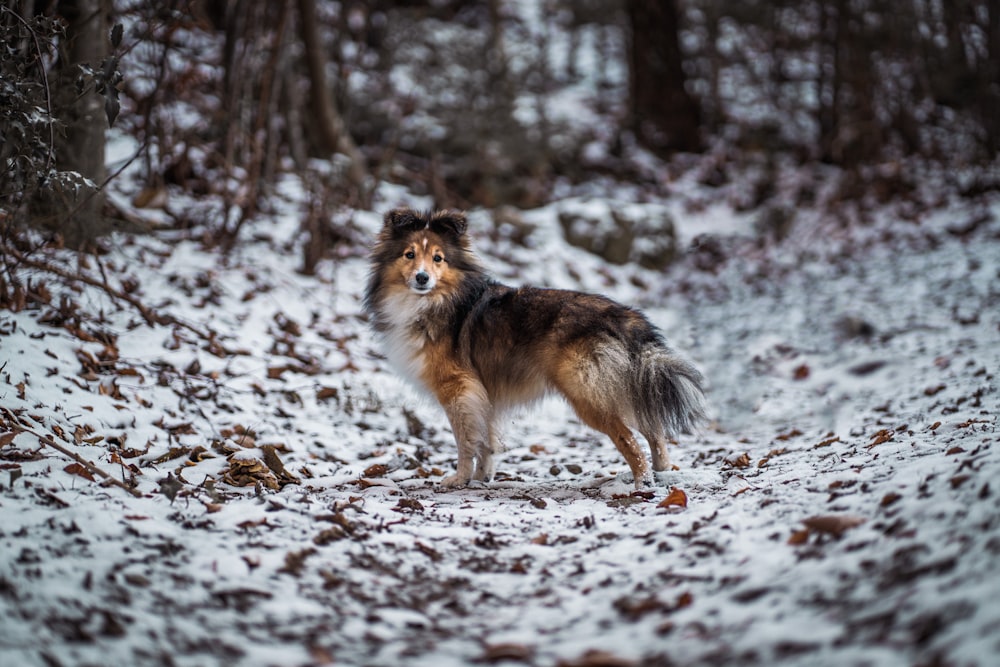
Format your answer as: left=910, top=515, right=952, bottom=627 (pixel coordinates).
left=801, top=514, right=865, bottom=537
left=363, top=463, right=389, bottom=478
left=557, top=649, right=638, bottom=667
left=868, top=429, right=894, bottom=447
left=479, top=642, right=535, bottom=664
left=814, top=435, right=840, bottom=448
left=881, top=492, right=902, bottom=507
left=64, top=462, right=96, bottom=482
left=657, top=487, right=688, bottom=509
left=726, top=452, right=751, bottom=468
left=316, top=386, right=339, bottom=401
left=787, top=528, right=811, bottom=545
left=393, top=498, right=424, bottom=513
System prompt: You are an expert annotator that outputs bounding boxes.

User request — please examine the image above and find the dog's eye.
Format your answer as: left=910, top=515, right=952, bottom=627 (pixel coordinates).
left=404, top=251, right=415, bottom=260
left=433, top=255, right=443, bottom=263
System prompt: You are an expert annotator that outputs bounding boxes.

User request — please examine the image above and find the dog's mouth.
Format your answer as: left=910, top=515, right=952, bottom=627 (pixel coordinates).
left=409, top=284, right=433, bottom=294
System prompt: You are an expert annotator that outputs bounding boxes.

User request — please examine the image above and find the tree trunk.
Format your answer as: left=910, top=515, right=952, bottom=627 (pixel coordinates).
left=296, top=0, right=368, bottom=201
left=47, top=0, right=110, bottom=248
left=625, top=0, right=702, bottom=155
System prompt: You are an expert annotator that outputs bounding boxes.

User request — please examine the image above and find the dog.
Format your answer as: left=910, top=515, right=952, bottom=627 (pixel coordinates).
left=364, top=208, right=706, bottom=489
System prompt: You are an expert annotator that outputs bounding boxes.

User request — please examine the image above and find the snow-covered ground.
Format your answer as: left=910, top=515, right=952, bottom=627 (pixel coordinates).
left=1, top=181, right=998, bottom=666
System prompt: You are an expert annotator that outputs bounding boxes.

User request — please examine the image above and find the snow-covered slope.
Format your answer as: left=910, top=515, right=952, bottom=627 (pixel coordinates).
left=1, top=182, right=998, bottom=666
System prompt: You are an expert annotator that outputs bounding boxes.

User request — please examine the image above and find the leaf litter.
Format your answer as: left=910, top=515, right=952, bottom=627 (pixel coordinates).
left=1, top=188, right=999, bottom=667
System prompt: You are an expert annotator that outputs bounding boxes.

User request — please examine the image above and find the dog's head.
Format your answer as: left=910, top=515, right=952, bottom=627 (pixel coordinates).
left=373, top=208, right=477, bottom=295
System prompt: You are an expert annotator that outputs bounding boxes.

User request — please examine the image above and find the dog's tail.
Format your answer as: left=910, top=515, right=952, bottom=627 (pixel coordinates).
left=631, top=345, right=707, bottom=437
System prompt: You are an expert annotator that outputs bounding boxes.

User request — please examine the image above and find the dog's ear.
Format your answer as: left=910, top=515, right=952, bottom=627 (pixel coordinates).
left=430, top=210, right=467, bottom=240
left=383, top=208, right=426, bottom=237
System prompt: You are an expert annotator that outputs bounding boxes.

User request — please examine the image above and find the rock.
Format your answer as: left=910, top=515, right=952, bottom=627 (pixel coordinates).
left=557, top=200, right=677, bottom=269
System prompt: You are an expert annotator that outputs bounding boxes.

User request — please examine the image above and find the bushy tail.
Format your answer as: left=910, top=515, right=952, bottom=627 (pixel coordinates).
left=631, top=346, right=707, bottom=437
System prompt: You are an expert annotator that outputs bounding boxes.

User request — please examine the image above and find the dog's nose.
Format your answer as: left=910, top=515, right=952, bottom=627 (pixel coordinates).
left=415, top=271, right=430, bottom=286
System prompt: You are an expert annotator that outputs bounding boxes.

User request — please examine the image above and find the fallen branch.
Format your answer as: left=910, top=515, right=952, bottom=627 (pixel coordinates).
left=15, top=424, right=143, bottom=498
left=1, top=241, right=211, bottom=341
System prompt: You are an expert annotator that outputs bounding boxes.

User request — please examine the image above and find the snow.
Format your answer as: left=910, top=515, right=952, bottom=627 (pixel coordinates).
left=2, top=181, right=998, bottom=666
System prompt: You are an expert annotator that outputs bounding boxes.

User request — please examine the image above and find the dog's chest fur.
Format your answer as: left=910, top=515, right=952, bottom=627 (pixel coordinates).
left=376, top=290, right=452, bottom=388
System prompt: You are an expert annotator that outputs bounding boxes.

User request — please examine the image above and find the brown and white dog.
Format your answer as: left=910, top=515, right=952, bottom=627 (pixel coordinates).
left=364, top=208, right=706, bottom=489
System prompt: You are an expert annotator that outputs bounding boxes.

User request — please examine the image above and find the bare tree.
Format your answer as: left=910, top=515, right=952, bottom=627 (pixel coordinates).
left=625, top=0, right=702, bottom=155
left=47, top=0, right=111, bottom=248
left=296, top=0, right=368, bottom=202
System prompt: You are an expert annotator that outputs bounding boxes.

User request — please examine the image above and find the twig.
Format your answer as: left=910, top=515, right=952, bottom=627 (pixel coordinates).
left=1, top=240, right=210, bottom=340
left=16, top=425, right=143, bottom=498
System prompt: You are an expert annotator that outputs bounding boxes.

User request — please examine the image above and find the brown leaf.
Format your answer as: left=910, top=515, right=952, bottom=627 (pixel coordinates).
left=64, top=462, right=96, bottom=482
left=801, top=514, right=865, bottom=537
left=415, top=541, right=442, bottom=562
left=557, top=649, right=638, bottom=667
left=223, top=457, right=279, bottom=490
left=278, top=548, right=316, bottom=576
left=793, top=364, right=810, bottom=380
left=262, top=445, right=299, bottom=486
left=363, top=463, right=389, bottom=478
left=868, top=429, right=894, bottom=447
left=787, top=529, right=811, bottom=545
left=814, top=435, right=840, bottom=448
left=479, top=642, right=535, bottom=664
left=316, top=386, right=339, bottom=401
left=0, top=431, right=19, bottom=447
left=881, top=492, right=903, bottom=507
left=657, top=487, right=688, bottom=509
left=726, top=452, right=751, bottom=468
left=393, top=498, right=424, bottom=513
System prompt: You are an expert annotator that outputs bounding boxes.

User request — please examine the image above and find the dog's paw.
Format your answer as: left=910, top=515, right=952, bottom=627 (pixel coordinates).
left=633, top=473, right=655, bottom=491
left=439, top=473, right=470, bottom=488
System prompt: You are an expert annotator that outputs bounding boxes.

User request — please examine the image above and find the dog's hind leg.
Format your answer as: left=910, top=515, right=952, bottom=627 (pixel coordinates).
left=639, top=428, right=671, bottom=472
left=438, top=379, right=491, bottom=488
left=567, top=398, right=652, bottom=489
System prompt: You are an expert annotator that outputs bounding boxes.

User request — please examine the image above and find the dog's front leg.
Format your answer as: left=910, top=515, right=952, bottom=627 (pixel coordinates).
left=439, top=383, right=490, bottom=488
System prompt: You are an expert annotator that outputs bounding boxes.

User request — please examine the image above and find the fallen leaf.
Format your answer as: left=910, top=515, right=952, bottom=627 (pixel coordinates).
left=868, top=429, right=894, bottom=447
left=415, top=541, right=442, bottom=562
left=881, top=492, right=902, bottom=507
left=479, top=642, right=535, bottom=664
left=64, top=462, right=96, bottom=482
left=316, top=386, right=339, bottom=401
left=793, top=364, right=810, bottom=380
left=363, top=463, right=389, bottom=478
left=787, top=529, right=810, bottom=545
left=557, top=648, right=638, bottom=667
left=950, top=475, right=971, bottom=488
left=801, top=514, right=865, bottom=537
left=158, top=473, right=184, bottom=501
left=277, top=548, right=316, bottom=576
left=726, top=452, right=751, bottom=468
left=814, top=435, right=840, bottom=448
left=262, top=444, right=299, bottom=486
left=657, top=487, right=688, bottom=509
left=393, top=498, right=424, bottom=513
